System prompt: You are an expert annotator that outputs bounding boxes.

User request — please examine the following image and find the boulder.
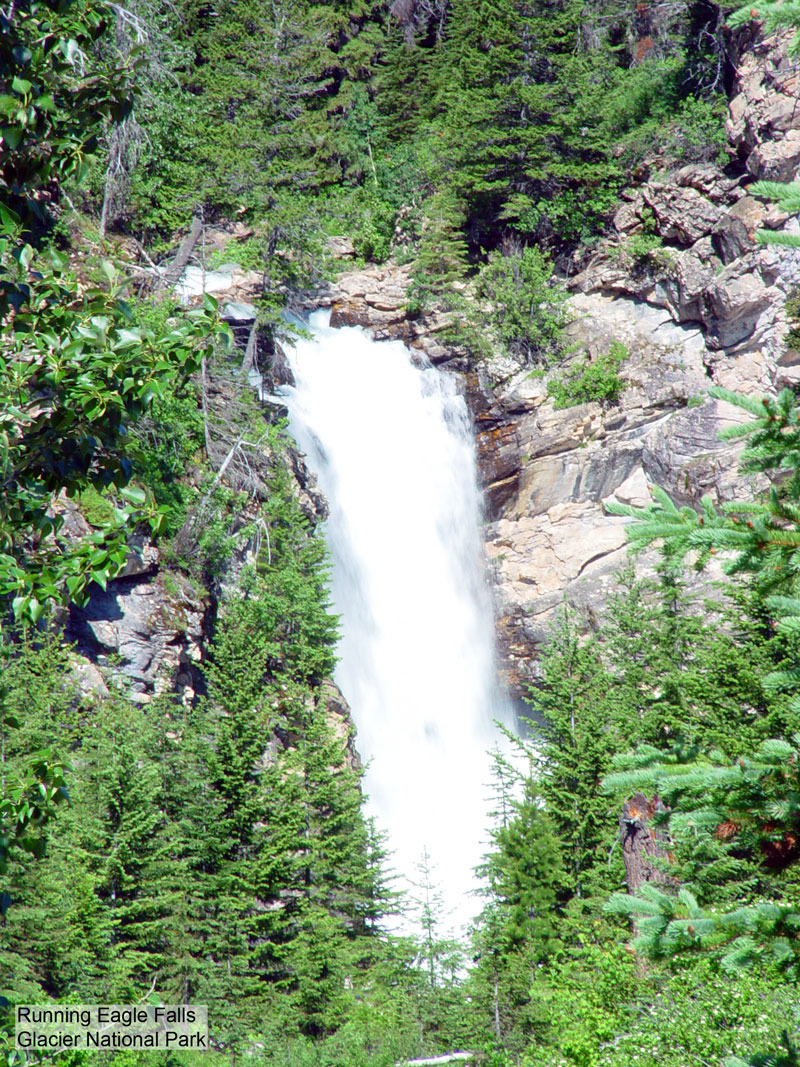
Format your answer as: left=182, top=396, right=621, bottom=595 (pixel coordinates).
left=714, top=196, right=765, bottom=264
left=69, top=658, right=110, bottom=701
left=701, top=254, right=772, bottom=349
left=672, top=164, right=743, bottom=203
left=662, top=237, right=720, bottom=321
left=118, top=534, right=159, bottom=579
left=643, top=183, right=724, bottom=245
left=325, top=235, right=356, bottom=258
left=749, top=129, right=800, bottom=182
left=726, top=30, right=800, bottom=180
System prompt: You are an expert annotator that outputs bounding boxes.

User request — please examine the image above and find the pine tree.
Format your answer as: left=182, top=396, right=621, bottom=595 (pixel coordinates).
left=1, top=694, right=185, bottom=1002
left=423, top=0, right=621, bottom=246
left=602, top=564, right=780, bottom=755
left=409, top=189, right=469, bottom=311
left=469, top=776, right=565, bottom=1053
left=492, top=782, right=564, bottom=955
left=525, top=608, right=623, bottom=900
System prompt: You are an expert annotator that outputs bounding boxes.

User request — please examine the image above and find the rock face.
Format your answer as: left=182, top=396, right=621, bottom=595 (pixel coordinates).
left=727, top=29, right=800, bottom=181
left=67, top=570, right=206, bottom=704
left=320, top=27, right=800, bottom=697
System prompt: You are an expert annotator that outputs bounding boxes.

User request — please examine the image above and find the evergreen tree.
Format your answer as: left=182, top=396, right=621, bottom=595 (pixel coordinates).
left=1, top=694, right=185, bottom=1002
left=525, top=609, right=622, bottom=901
left=423, top=0, right=622, bottom=245
left=409, top=188, right=469, bottom=310
left=492, top=782, right=564, bottom=955
left=469, top=777, right=565, bottom=1053
left=469, top=246, right=566, bottom=364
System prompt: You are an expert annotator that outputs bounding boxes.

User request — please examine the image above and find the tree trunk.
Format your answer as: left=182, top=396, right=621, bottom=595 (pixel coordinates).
left=619, top=792, right=673, bottom=894
left=155, top=213, right=203, bottom=292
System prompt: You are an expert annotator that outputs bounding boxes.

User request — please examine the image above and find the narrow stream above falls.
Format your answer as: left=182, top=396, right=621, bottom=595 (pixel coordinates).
left=283, top=309, right=515, bottom=935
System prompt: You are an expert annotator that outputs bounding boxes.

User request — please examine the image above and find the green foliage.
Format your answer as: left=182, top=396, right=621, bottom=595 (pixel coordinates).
left=518, top=941, right=640, bottom=1067
left=611, top=232, right=673, bottom=274
left=0, top=432, right=394, bottom=1055
left=598, top=62, right=728, bottom=170
left=585, top=959, right=796, bottom=1067
left=127, top=330, right=205, bottom=536
left=124, top=1, right=386, bottom=239
left=321, top=185, right=398, bottom=265
left=0, top=737, right=69, bottom=881
left=421, top=0, right=620, bottom=247
left=0, top=0, right=230, bottom=622
left=408, top=189, right=469, bottom=312
left=469, top=247, right=567, bottom=365
left=0, top=232, right=226, bottom=619
left=524, top=609, right=621, bottom=900
left=492, top=784, right=565, bottom=955
left=548, top=343, right=628, bottom=409
left=0, top=0, right=134, bottom=236
left=394, top=0, right=729, bottom=255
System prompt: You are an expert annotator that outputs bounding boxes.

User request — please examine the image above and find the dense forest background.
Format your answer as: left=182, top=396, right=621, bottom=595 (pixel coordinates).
left=2, top=1, right=800, bottom=1065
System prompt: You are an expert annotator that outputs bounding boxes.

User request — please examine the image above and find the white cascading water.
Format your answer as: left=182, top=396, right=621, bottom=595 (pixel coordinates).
left=283, top=310, right=513, bottom=935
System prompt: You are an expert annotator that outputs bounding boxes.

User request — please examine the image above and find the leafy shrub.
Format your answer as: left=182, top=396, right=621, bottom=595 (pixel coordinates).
left=470, top=247, right=568, bottom=364
left=587, top=959, right=797, bottom=1067
left=510, top=185, right=623, bottom=248
left=785, top=292, right=800, bottom=350
left=548, top=342, right=628, bottom=409
left=601, top=58, right=728, bottom=168
left=609, top=231, right=673, bottom=274
left=319, top=186, right=397, bottom=264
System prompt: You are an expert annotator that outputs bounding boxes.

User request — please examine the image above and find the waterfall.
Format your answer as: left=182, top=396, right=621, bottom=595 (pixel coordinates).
left=283, top=309, right=513, bottom=935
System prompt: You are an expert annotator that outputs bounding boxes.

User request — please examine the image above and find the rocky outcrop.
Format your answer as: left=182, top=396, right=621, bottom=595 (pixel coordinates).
left=67, top=569, right=206, bottom=704
left=47, top=490, right=206, bottom=704
left=727, top=29, right=800, bottom=182
left=320, top=679, right=362, bottom=771
left=307, top=261, right=462, bottom=365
